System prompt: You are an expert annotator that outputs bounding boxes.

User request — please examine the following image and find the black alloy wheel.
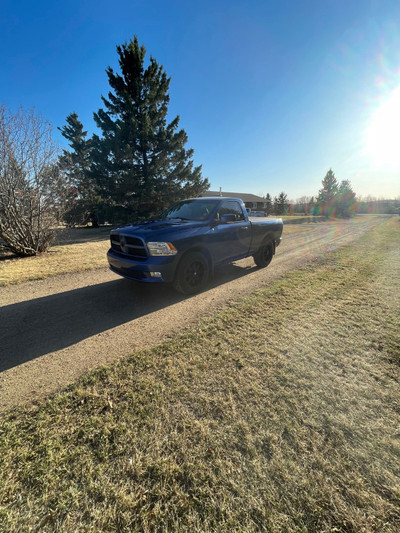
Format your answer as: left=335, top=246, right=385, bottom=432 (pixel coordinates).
left=253, top=241, right=273, bottom=268
left=174, top=252, right=210, bottom=295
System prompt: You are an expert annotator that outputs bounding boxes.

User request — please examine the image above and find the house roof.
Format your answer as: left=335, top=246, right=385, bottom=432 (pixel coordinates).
left=199, top=191, right=265, bottom=203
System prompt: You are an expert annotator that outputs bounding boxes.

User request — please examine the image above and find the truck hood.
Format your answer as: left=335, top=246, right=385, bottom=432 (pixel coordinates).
left=112, top=219, right=205, bottom=240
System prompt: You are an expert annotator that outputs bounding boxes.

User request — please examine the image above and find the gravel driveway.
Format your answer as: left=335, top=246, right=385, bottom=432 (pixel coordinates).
left=0, top=217, right=385, bottom=413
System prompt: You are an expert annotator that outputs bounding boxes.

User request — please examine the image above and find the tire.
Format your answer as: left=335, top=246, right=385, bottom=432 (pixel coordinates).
left=253, top=241, right=274, bottom=268
left=173, top=251, right=210, bottom=295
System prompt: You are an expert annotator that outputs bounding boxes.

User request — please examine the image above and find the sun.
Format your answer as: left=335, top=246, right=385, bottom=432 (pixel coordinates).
left=365, top=86, right=400, bottom=169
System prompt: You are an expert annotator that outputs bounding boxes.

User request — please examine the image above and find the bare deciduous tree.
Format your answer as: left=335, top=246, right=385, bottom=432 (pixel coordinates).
left=0, top=105, right=65, bottom=256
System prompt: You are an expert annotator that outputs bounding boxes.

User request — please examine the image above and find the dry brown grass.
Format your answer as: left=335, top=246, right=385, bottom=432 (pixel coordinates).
left=0, top=227, right=111, bottom=286
left=0, top=218, right=399, bottom=532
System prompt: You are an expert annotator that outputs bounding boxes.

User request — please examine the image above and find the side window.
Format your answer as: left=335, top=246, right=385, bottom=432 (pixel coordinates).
left=217, top=201, right=245, bottom=222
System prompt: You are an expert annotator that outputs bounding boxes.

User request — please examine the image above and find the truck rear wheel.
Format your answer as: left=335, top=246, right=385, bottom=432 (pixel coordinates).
left=173, top=252, right=209, bottom=295
left=253, top=242, right=273, bottom=268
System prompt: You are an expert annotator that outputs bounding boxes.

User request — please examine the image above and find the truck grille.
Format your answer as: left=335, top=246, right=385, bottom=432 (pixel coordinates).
left=110, top=234, right=147, bottom=260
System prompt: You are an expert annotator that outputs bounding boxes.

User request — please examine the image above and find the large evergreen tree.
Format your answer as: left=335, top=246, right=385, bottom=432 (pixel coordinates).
left=335, top=179, right=357, bottom=217
left=58, top=113, right=99, bottom=226
left=316, top=169, right=338, bottom=216
left=91, top=36, right=209, bottom=221
left=315, top=170, right=357, bottom=218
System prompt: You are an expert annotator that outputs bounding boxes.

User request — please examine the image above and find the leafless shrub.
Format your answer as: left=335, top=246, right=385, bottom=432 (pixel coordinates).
left=0, top=105, right=65, bottom=256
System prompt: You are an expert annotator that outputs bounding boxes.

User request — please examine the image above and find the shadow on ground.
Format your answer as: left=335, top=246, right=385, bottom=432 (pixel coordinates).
left=0, top=262, right=257, bottom=372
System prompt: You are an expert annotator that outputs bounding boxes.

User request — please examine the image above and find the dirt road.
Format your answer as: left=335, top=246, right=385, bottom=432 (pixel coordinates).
left=0, top=216, right=386, bottom=412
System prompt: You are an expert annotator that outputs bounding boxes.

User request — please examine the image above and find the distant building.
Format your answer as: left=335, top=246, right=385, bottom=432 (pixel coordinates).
left=199, top=190, right=267, bottom=211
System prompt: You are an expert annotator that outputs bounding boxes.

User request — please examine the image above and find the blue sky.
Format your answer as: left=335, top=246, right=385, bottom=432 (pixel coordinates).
left=2, top=0, right=400, bottom=200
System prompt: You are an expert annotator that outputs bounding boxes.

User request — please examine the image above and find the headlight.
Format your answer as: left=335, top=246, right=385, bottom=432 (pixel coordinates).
left=147, top=242, right=177, bottom=256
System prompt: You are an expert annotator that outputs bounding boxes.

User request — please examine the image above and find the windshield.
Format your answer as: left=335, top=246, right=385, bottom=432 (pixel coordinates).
left=160, top=200, right=219, bottom=221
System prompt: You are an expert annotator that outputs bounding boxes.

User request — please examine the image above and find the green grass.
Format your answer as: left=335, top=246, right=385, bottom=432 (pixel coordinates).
left=0, top=218, right=399, bottom=532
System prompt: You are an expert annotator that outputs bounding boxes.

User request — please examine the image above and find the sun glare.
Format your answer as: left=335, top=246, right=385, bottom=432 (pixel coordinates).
left=365, top=86, right=400, bottom=169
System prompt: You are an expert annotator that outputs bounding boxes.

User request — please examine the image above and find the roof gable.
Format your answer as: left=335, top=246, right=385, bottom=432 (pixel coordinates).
left=199, top=191, right=265, bottom=203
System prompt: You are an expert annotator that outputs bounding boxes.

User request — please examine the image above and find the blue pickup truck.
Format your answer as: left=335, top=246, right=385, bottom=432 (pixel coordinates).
left=107, top=197, right=283, bottom=294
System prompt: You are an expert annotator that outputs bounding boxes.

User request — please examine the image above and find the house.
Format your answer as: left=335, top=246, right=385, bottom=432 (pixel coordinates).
left=199, top=190, right=267, bottom=211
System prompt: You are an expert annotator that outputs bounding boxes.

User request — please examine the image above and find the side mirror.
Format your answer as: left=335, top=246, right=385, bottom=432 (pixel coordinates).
left=220, top=213, right=236, bottom=224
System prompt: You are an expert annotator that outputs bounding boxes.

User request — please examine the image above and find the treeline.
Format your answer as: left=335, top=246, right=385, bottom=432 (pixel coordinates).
left=259, top=192, right=289, bottom=216
left=265, top=169, right=360, bottom=217
left=291, top=194, right=399, bottom=217
left=357, top=198, right=399, bottom=215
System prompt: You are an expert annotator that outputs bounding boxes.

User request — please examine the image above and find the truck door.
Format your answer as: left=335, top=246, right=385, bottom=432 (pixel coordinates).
left=207, top=200, right=252, bottom=264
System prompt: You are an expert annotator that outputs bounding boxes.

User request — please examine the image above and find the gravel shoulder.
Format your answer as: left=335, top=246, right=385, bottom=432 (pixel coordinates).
left=0, top=216, right=386, bottom=413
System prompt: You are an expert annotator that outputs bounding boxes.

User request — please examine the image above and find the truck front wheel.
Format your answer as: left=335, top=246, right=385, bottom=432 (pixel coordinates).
left=253, top=242, right=273, bottom=268
left=173, top=252, right=210, bottom=295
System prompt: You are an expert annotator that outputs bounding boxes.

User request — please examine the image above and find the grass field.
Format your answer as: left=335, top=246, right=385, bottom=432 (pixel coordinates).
left=0, top=218, right=399, bottom=532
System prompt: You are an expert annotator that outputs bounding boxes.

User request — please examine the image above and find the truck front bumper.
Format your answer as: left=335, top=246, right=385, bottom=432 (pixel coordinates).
left=107, top=249, right=178, bottom=283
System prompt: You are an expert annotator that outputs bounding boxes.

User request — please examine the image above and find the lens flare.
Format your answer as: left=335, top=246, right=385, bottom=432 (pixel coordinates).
left=365, top=86, right=400, bottom=169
